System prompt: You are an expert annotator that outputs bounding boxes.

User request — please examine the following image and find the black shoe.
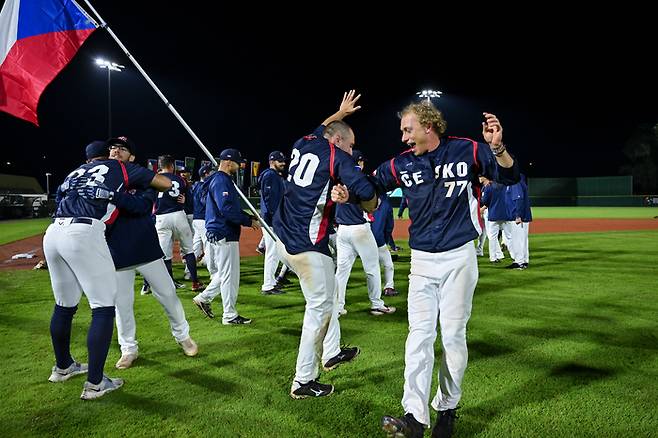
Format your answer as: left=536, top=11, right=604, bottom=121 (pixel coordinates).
left=174, top=281, right=186, bottom=289
left=140, top=283, right=151, bottom=295
left=261, top=288, right=286, bottom=295
left=431, top=408, right=458, bottom=438
left=223, top=315, right=252, bottom=325
left=506, top=263, right=525, bottom=270
left=290, top=379, right=334, bottom=399
left=381, top=413, right=424, bottom=438
left=383, top=288, right=399, bottom=297
left=192, top=297, right=214, bottom=318
left=323, top=346, right=360, bottom=371
left=522, top=262, right=529, bottom=268
left=275, top=276, right=291, bottom=286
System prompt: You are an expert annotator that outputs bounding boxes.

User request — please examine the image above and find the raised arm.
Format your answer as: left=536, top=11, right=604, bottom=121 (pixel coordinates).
left=321, top=90, right=362, bottom=126
left=482, top=112, right=514, bottom=168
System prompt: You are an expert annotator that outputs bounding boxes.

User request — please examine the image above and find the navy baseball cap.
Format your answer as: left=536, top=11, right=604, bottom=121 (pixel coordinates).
left=219, top=148, right=246, bottom=164
left=353, top=149, right=366, bottom=162
left=85, top=141, right=109, bottom=159
left=107, top=136, right=136, bottom=155
left=268, top=150, right=286, bottom=162
left=198, top=164, right=213, bottom=177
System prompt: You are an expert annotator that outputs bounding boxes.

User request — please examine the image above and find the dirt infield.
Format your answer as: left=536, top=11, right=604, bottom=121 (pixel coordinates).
left=2, top=218, right=657, bottom=271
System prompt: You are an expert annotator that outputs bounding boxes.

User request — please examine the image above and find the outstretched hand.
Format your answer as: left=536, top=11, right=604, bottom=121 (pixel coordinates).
left=482, top=112, right=503, bottom=146
left=339, top=90, right=362, bottom=116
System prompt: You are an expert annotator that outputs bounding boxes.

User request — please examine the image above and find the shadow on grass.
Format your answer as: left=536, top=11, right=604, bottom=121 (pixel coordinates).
left=461, top=362, right=614, bottom=437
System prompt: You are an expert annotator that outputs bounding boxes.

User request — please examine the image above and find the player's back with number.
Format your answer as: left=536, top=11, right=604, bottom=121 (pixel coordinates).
left=57, top=159, right=154, bottom=222
left=275, top=125, right=373, bottom=256
left=155, top=172, right=187, bottom=215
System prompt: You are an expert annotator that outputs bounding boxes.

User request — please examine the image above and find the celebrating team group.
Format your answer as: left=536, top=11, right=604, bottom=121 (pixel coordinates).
left=44, top=90, right=521, bottom=438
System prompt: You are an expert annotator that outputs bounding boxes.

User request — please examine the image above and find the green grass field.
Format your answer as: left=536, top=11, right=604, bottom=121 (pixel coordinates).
left=0, top=218, right=51, bottom=245
left=1, top=229, right=657, bottom=437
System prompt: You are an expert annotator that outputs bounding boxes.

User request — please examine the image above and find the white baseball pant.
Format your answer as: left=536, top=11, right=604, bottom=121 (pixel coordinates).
left=335, top=223, right=384, bottom=313
left=155, top=210, right=194, bottom=259
left=509, top=221, right=530, bottom=264
left=196, top=239, right=240, bottom=324
left=276, top=240, right=336, bottom=384
left=378, top=245, right=395, bottom=290
left=115, top=258, right=191, bottom=354
left=193, top=219, right=216, bottom=275
left=261, top=229, right=280, bottom=291
left=402, top=242, right=478, bottom=426
left=43, top=218, right=117, bottom=309
left=486, top=219, right=506, bottom=262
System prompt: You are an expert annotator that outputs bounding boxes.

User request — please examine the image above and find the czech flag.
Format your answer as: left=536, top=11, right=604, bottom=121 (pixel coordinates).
left=0, top=0, right=97, bottom=125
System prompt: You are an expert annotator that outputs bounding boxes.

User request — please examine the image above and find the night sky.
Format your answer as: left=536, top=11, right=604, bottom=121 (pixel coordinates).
left=1, top=2, right=657, bottom=191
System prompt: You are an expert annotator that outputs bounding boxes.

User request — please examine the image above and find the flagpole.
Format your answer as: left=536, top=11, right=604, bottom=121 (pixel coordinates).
left=81, top=1, right=277, bottom=242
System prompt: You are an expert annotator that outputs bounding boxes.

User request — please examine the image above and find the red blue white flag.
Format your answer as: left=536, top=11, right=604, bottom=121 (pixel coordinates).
left=0, top=0, right=97, bottom=125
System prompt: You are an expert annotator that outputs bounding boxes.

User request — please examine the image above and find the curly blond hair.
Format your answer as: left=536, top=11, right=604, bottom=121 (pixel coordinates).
left=399, top=101, right=447, bottom=136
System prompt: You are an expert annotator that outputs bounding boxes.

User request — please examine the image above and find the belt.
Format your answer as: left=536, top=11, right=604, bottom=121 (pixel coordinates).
left=53, top=217, right=93, bottom=225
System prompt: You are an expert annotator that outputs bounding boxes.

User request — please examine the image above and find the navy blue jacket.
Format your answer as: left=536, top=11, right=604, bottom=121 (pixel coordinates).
left=371, top=193, right=394, bottom=247
left=205, top=171, right=252, bottom=242
left=259, top=168, right=285, bottom=226
left=506, top=177, right=532, bottom=222
left=155, top=172, right=187, bottom=215
left=481, top=182, right=510, bottom=221
left=191, top=180, right=208, bottom=220
left=273, top=125, right=375, bottom=256
left=56, top=159, right=155, bottom=224
left=106, top=188, right=164, bottom=269
left=373, top=136, right=519, bottom=253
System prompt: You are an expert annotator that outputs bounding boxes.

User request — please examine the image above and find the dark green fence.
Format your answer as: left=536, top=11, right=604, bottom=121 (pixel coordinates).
left=528, top=175, right=650, bottom=206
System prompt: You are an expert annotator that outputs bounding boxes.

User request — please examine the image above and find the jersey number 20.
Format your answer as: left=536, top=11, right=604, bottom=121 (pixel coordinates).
left=287, top=149, right=319, bottom=188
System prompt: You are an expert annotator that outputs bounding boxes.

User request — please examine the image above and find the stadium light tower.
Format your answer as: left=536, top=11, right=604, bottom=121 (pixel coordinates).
left=95, top=58, right=125, bottom=138
left=416, top=89, right=442, bottom=103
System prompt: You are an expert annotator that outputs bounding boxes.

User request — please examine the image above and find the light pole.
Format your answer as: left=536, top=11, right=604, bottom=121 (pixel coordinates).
left=45, top=173, right=52, bottom=196
left=416, top=89, right=442, bottom=103
left=95, top=58, right=125, bottom=138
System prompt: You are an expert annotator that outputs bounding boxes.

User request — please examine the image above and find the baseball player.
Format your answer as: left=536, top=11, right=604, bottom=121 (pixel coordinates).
left=505, top=174, right=531, bottom=269
left=192, top=148, right=260, bottom=324
left=191, top=164, right=216, bottom=276
left=333, top=103, right=519, bottom=437
left=273, top=90, right=377, bottom=399
left=89, top=137, right=199, bottom=369
left=45, top=140, right=170, bottom=400
left=154, top=155, right=203, bottom=291
left=259, top=150, right=287, bottom=295
left=334, top=149, right=395, bottom=316
left=481, top=176, right=510, bottom=263
left=370, top=192, right=398, bottom=297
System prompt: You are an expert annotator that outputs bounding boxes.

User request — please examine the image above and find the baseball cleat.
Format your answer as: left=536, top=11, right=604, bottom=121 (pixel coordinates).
left=191, top=281, right=204, bottom=292
left=381, top=413, right=424, bottom=438
left=290, top=379, right=334, bottom=399
left=261, top=288, right=286, bottom=295
left=48, top=361, right=88, bottom=382
left=179, top=337, right=198, bottom=357
left=115, top=352, right=138, bottom=369
left=193, top=296, right=214, bottom=318
left=80, top=375, right=124, bottom=400
left=140, top=283, right=151, bottom=295
left=383, top=288, right=399, bottom=297
left=323, top=346, right=360, bottom=371
left=223, top=315, right=252, bottom=325
left=431, top=408, right=458, bottom=438
left=174, top=281, right=186, bottom=289
left=371, top=305, right=396, bottom=316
